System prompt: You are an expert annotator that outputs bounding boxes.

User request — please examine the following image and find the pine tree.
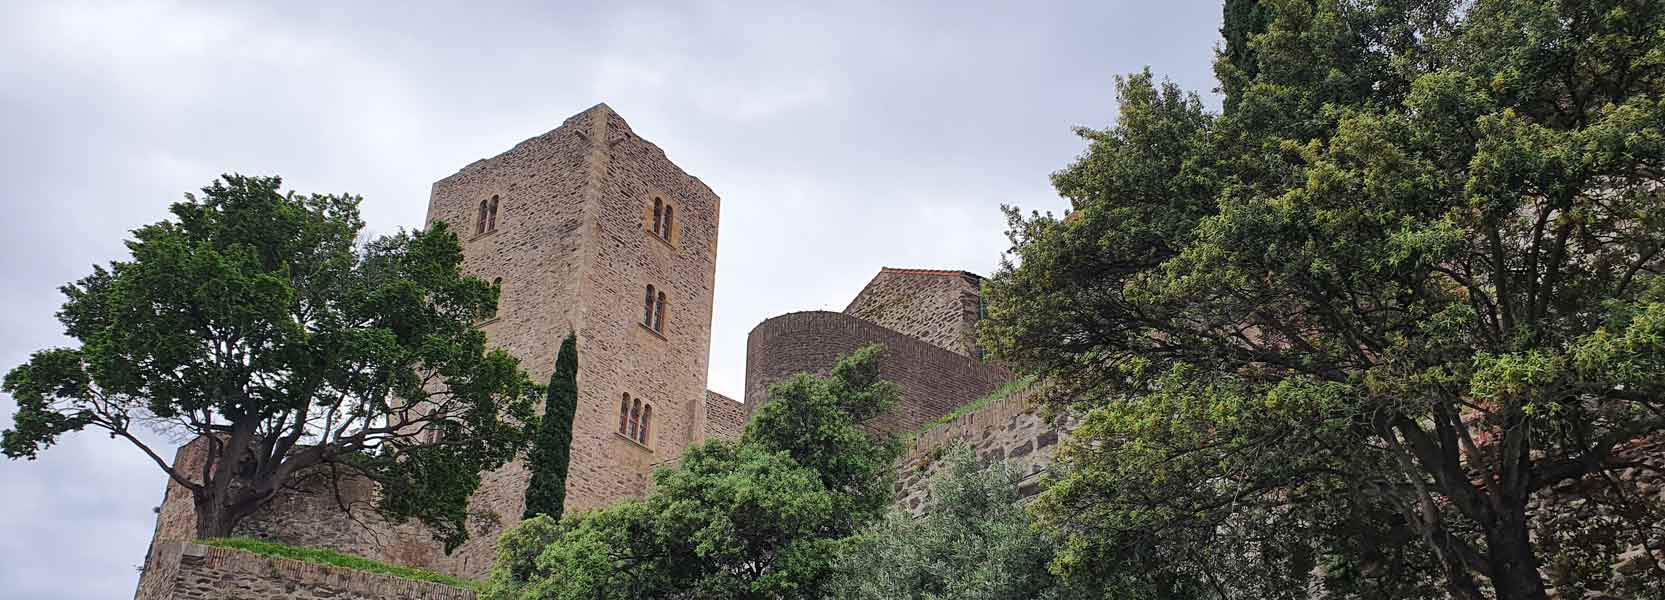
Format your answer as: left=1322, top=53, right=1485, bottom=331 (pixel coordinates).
left=523, top=333, right=578, bottom=519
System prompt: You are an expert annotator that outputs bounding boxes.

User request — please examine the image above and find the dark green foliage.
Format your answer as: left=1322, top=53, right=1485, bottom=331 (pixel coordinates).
left=1220, top=0, right=1273, bottom=103
left=523, top=333, right=578, bottom=520
left=2, top=175, right=540, bottom=550
left=982, top=1, right=1665, bottom=599
left=483, top=344, right=901, bottom=600
left=201, top=538, right=478, bottom=589
left=830, top=442, right=1076, bottom=600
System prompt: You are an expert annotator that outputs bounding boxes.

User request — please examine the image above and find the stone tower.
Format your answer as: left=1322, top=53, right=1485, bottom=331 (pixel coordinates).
left=137, top=104, right=739, bottom=592
left=424, top=103, right=721, bottom=575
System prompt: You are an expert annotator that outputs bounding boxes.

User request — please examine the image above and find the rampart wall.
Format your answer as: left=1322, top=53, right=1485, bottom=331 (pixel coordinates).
left=136, top=541, right=475, bottom=600
left=702, top=391, right=746, bottom=442
left=142, top=440, right=450, bottom=580
left=744, top=311, right=1012, bottom=436
left=891, top=383, right=1073, bottom=514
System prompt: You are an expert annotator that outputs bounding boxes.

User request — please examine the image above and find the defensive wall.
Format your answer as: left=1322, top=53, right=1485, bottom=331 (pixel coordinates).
left=891, top=382, right=1073, bottom=515
left=744, top=310, right=1012, bottom=436
left=145, top=439, right=453, bottom=577
left=701, top=390, right=746, bottom=442
left=136, top=541, right=475, bottom=600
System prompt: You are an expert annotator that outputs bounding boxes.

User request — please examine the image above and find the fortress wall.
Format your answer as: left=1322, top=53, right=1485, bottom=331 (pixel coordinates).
left=147, top=439, right=209, bottom=555
left=892, top=383, right=1074, bottom=515
left=745, top=311, right=1012, bottom=436
left=138, top=440, right=450, bottom=597
left=703, top=391, right=746, bottom=442
left=844, top=269, right=983, bottom=357
left=136, top=541, right=474, bottom=600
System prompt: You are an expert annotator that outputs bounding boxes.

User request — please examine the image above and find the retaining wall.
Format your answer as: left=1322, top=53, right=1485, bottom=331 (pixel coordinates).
left=135, top=541, right=474, bottom=600
left=891, top=383, right=1073, bottom=514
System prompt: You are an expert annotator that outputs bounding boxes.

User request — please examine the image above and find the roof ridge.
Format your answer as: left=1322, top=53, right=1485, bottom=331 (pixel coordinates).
left=879, top=266, right=983, bottom=279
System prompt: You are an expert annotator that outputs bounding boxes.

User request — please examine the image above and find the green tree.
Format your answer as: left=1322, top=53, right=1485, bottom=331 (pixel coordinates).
left=483, top=344, right=901, bottom=600
left=981, top=1, right=1665, bottom=598
left=524, top=333, right=578, bottom=520
left=830, top=441, right=1073, bottom=600
left=2, top=175, right=540, bottom=550
left=1219, top=0, right=1273, bottom=111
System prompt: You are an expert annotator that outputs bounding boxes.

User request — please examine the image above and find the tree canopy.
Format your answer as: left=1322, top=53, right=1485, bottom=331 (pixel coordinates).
left=483, top=344, right=901, bottom=600
left=2, top=175, right=539, bottom=550
left=830, top=441, right=1075, bottom=600
left=981, top=0, right=1665, bottom=598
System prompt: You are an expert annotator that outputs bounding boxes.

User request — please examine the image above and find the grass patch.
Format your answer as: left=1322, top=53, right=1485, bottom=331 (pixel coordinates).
left=913, top=375, right=1037, bottom=438
left=199, top=537, right=477, bottom=590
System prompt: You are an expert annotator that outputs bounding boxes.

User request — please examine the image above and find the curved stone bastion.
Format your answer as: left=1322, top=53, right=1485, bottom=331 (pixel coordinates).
left=744, top=310, right=1013, bottom=436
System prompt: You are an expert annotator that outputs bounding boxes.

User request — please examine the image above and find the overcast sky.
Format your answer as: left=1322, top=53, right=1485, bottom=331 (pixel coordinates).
left=0, top=2, right=1223, bottom=597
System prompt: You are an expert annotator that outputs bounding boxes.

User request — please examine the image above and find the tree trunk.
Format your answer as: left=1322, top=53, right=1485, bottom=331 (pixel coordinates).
left=192, top=495, right=238, bottom=540
left=1485, top=512, right=1550, bottom=600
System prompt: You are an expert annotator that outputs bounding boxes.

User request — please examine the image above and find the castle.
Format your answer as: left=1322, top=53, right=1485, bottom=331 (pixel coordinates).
left=133, top=104, right=1064, bottom=599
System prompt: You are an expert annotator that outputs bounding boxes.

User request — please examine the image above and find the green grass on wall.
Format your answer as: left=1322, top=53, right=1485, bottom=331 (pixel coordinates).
left=913, top=375, right=1038, bottom=439
left=199, top=538, right=478, bottom=590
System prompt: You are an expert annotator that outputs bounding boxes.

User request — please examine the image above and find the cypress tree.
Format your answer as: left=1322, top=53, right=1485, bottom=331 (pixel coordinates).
left=1220, top=0, right=1273, bottom=112
left=523, top=333, right=578, bottom=519
left=1221, top=0, right=1271, bottom=76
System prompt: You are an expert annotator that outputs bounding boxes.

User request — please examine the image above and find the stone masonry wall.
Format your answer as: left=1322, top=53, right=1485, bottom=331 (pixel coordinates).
left=419, top=103, right=720, bottom=578
left=892, top=383, right=1071, bottom=515
left=420, top=104, right=600, bottom=577
left=703, top=391, right=746, bottom=442
left=745, top=311, right=1012, bottom=436
left=137, top=541, right=474, bottom=600
left=581, top=105, right=721, bottom=482
left=844, top=268, right=984, bottom=357
left=140, top=439, right=451, bottom=590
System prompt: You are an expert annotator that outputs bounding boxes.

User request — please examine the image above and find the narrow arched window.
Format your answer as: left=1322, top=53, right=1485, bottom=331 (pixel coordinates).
left=638, top=403, right=652, bottom=444
left=662, top=204, right=673, bottom=240
left=654, top=291, right=667, bottom=333
left=476, top=199, right=489, bottom=234
left=628, top=398, right=642, bottom=440
left=643, top=285, right=656, bottom=326
left=652, top=198, right=663, bottom=236
left=487, top=196, right=499, bottom=232
left=618, top=394, right=631, bottom=436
